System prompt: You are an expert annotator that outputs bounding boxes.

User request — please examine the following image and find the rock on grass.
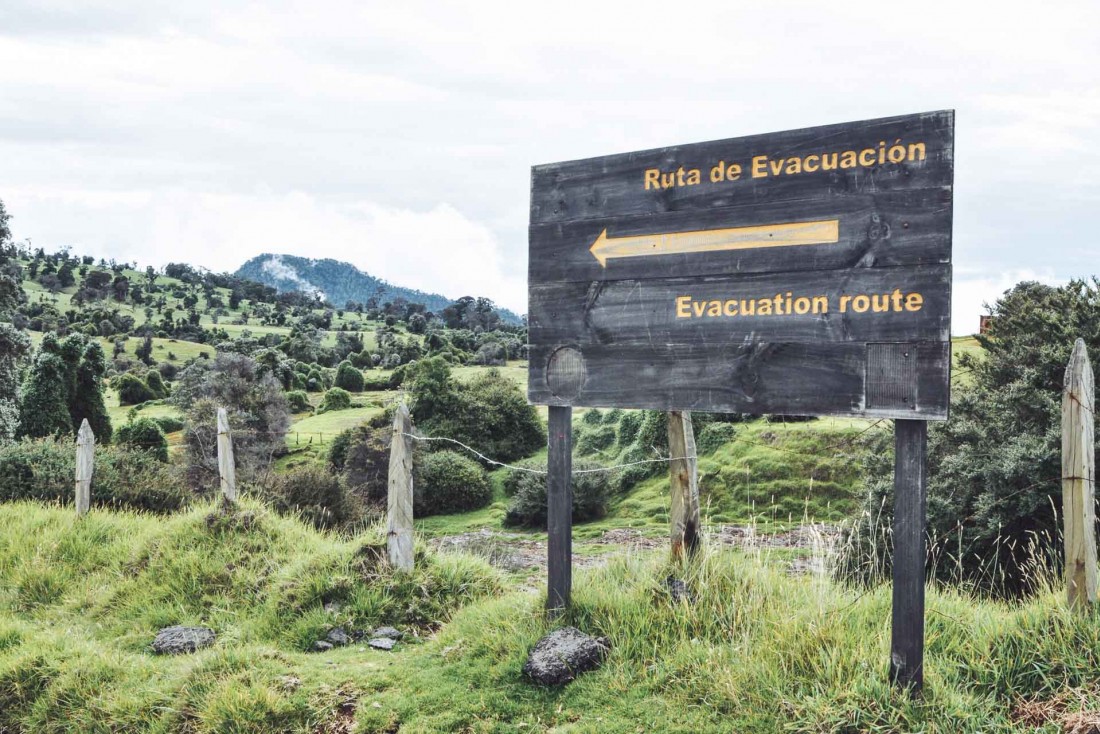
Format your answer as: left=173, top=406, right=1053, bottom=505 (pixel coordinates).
left=522, top=627, right=610, bottom=686
left=151, top=626, right=215, bottom=655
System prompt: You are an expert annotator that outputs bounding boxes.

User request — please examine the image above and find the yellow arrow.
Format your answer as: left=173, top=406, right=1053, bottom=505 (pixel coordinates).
left=589, top=218, right=840, bottom=267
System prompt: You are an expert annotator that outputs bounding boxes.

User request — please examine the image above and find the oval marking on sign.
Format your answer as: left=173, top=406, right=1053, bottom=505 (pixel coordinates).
left=546, top=346, right=586, bottom=400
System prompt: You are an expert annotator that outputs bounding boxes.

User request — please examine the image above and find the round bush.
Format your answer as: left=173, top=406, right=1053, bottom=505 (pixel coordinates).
left=286, top=390, right=312, bottom=413
left=265, top=466, right=360, bottom=530
left=152, top=415, right=184, bottom=434
left=616, top=411, right=643, bottom=448
left=696, top=422, right=737, bottom=455
left=413, top=450, right=492, bottom=516
left=503, top=460, right=609, bottom=528
left=115, top=418, right=169, bottom=462
left=576, top=424, right=616, bottom=456
left=581, top=409, right=603, bottom=426
left=333, top=361, right=365, bottom=392
left=317, top=387, right=352, bottom=413
left=115, top=373, right=156, bottom=406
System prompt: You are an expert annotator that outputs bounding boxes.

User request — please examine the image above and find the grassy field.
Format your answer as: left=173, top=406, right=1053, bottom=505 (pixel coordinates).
left=0, top=501, right=1096, bottom=733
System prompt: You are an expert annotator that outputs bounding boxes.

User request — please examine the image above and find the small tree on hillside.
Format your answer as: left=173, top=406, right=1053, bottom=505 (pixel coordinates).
left=18, top=352, right=72, bottom=439
left=72, top=341, right=113, bottom=443
left=333, top=360, right=365, bottom=392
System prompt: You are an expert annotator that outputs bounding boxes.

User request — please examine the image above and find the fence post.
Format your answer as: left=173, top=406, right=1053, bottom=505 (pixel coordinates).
left=1063, top=338, right=1096, bottom=610
left=387, top=402, right=414, bottom=571
left=75, top=419, right=94, bottom=516
left=216, top=408, right=237, bottom=504
left=668, top=410, right=700, bottom=559
left=546, top=405, right=573, bottom=614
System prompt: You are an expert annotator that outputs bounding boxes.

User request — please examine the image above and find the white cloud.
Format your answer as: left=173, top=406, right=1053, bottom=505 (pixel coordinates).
left=952, top=267, right=1064, bottom=335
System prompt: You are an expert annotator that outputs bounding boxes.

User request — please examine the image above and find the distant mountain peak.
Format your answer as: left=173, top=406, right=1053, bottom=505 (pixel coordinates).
left=234, top=253, right=521, bottom=324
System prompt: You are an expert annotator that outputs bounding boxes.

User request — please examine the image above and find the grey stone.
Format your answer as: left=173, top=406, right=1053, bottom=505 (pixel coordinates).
left=151, top=626, right=215, bottom=655
left=312, top=640, right=334, bottom=652
left=372, top=626, right=402, bottom=640
left=665, top=577, right=696, bottom=605
left=326, top=627, right=351, bottom=646
left=522, top=627, right=610, bottom=686
left=368, top=637, right=396, bottom=651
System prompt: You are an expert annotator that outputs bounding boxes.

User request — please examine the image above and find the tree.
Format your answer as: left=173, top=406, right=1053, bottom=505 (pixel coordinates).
left=116, top=372, right=156, bottom=405
left=333, top=360, right=365, bottom=392
left=18, top=352, right=72, bottom=439
left=0, top=324, right=30, bottom=442
left=172, top=353, right=291, bottom=489
left=116, top=418, right=168, bottom=462
left=842, top=279, right=1100, bottom=596
left=136, top=334, right=154, bottom=365
left=72, top=341, right=113, bottom=443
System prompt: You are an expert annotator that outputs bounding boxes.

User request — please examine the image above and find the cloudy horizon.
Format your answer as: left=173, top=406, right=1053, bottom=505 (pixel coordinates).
left=1, top=1, right=1097, bottom=330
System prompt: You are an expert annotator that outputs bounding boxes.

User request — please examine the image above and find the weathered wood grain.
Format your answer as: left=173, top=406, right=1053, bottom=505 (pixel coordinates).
left=216, top=408, right=237, bottom=504
left=531, top=111, right=954, bottom=226
left=1062, top=339, right=1096, bottom=609
left=528, top=341, right=949, bottom=420
left=529, top=188, right=952, bottom=285
left=75, top=418, right=94, bottom=517
left=668, top=411, right=700, bottom=559
left=388, top=403, right=415, bottom=572
left=890, top=420, right=927, bottom=694
left=529, top=264, right=950, bottom=347
left=546, top=406, right=572, bottom=613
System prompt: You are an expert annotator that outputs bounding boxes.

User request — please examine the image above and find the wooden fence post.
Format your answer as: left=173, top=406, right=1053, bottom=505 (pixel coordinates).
left=387, top=403, right=415, bottom=571
left=547, top=405, right=573, bottom=614
left=1063, top=338, right=1096, bottom=610
left=75, top=419, right=94, bottom=516
left=668, top=410, right=700, bottom=559
left=216, top=408, right=237, bottom=503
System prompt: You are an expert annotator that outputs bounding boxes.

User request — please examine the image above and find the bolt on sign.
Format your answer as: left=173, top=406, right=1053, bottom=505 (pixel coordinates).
left=528, top=111, right=954, bottom=420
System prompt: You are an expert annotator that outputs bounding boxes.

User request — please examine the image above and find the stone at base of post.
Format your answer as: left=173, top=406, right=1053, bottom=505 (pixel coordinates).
left=547, top=405, right=573, bottom=614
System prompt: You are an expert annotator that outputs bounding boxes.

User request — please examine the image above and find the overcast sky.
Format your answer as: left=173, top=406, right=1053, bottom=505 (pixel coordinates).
left=1, top=1, right=1097, bottom=331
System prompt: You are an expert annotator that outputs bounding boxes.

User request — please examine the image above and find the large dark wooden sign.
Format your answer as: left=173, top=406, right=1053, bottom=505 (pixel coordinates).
left=528, top=111, right=954, bottom=420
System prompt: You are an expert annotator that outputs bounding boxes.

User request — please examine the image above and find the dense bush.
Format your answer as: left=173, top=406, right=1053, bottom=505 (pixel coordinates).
left=697, top=422, right=737, bottom=455
left=576, top=423, right=616, bottom=456
left=503, top=460, right=609, bottom=527
left=317, top=387, right=352, bottom=413
left=408, top=358, right=544, bottom=464
left=333, top=360, right=365, bottom=392
left=285, top=389, right=312, bottom=413
left=840, top=279, right=1100, bottom=596
left=581, top=409, right=603, bottom=425
left=0, top=438, right=187, bottom=513
left=263, top=466, right=360, bottom=530
left=361, top=372, right=392, bottom=391
left=144, top=369, right=169, bottom=399
left=413, top=450, right=492, bottom=516
left=336, top=424, right=390, bottom=504
left=151, top=415, right=184, bottom=434
left=115, top=418, right=169, bottom=462
left=616, top=411, right=643, bottom=448
left=115, top=372, right=156, bottom=406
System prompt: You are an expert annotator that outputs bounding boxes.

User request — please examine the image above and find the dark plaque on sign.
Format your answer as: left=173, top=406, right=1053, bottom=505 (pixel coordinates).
left=527, top=111, right=954, bottom=420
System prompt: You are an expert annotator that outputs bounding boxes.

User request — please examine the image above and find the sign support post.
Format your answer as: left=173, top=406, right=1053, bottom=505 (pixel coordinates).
left=546, top=405, right=573, bottom=614
left=889, top=419, right=928, bottom=694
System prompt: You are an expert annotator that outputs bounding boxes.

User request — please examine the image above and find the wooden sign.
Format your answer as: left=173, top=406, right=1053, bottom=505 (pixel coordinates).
left=528, top=111, right=954, bottom=419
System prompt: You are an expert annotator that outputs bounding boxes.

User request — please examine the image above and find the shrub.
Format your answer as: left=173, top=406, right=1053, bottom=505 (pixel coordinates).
left=333, top=361, right=365, bottom=392
left=115, top=373, right=156, bottom=406
left=616, top=411, right=643, bottom=448
left=413, top=450, right=492, bottom=516
left=361, top=372, right=391, bottom=391
left=581, top=409, right=603, bottom=425
left=408, top=358, right=544, bottom=465
left=317, top=387, right=352, bottom=413
left=0, top=438, right=187, bottom=513
left=503, top=460, right=609, bottom=527
left=697, top=422, right=737, bottom=455
left=115, top=418, right=168, bottom=462
left=338, top=425, right=390, bottom=504
left=602, top=408, right=623, bottom=425
left=576, top=424, right=616, bottom=456
left=286, top=390, right=312, bottom=413
left=264, top=466, right=360, bottom=530
left=144, top=369, right=169, bottom=399
left=152, top=415, right=184, bottom=434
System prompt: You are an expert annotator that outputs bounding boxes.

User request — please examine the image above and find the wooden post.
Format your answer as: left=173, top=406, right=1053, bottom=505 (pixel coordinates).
left=890, top=419, right=927, bottom=694
left=668, top=410, right=700, bottom=559
left=1063, top=338, right=1096, bottom=609
left=216, top=408, right=237, bottom=503
left=387, top=403, right=415, bottom=571
left=547, top=405, right=573, bottom=614
left=75, top=418, right=94, bottom=516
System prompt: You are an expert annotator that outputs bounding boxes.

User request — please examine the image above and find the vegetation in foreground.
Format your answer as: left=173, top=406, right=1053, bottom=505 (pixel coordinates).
left=3, top=501, right=1100, bottom=733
